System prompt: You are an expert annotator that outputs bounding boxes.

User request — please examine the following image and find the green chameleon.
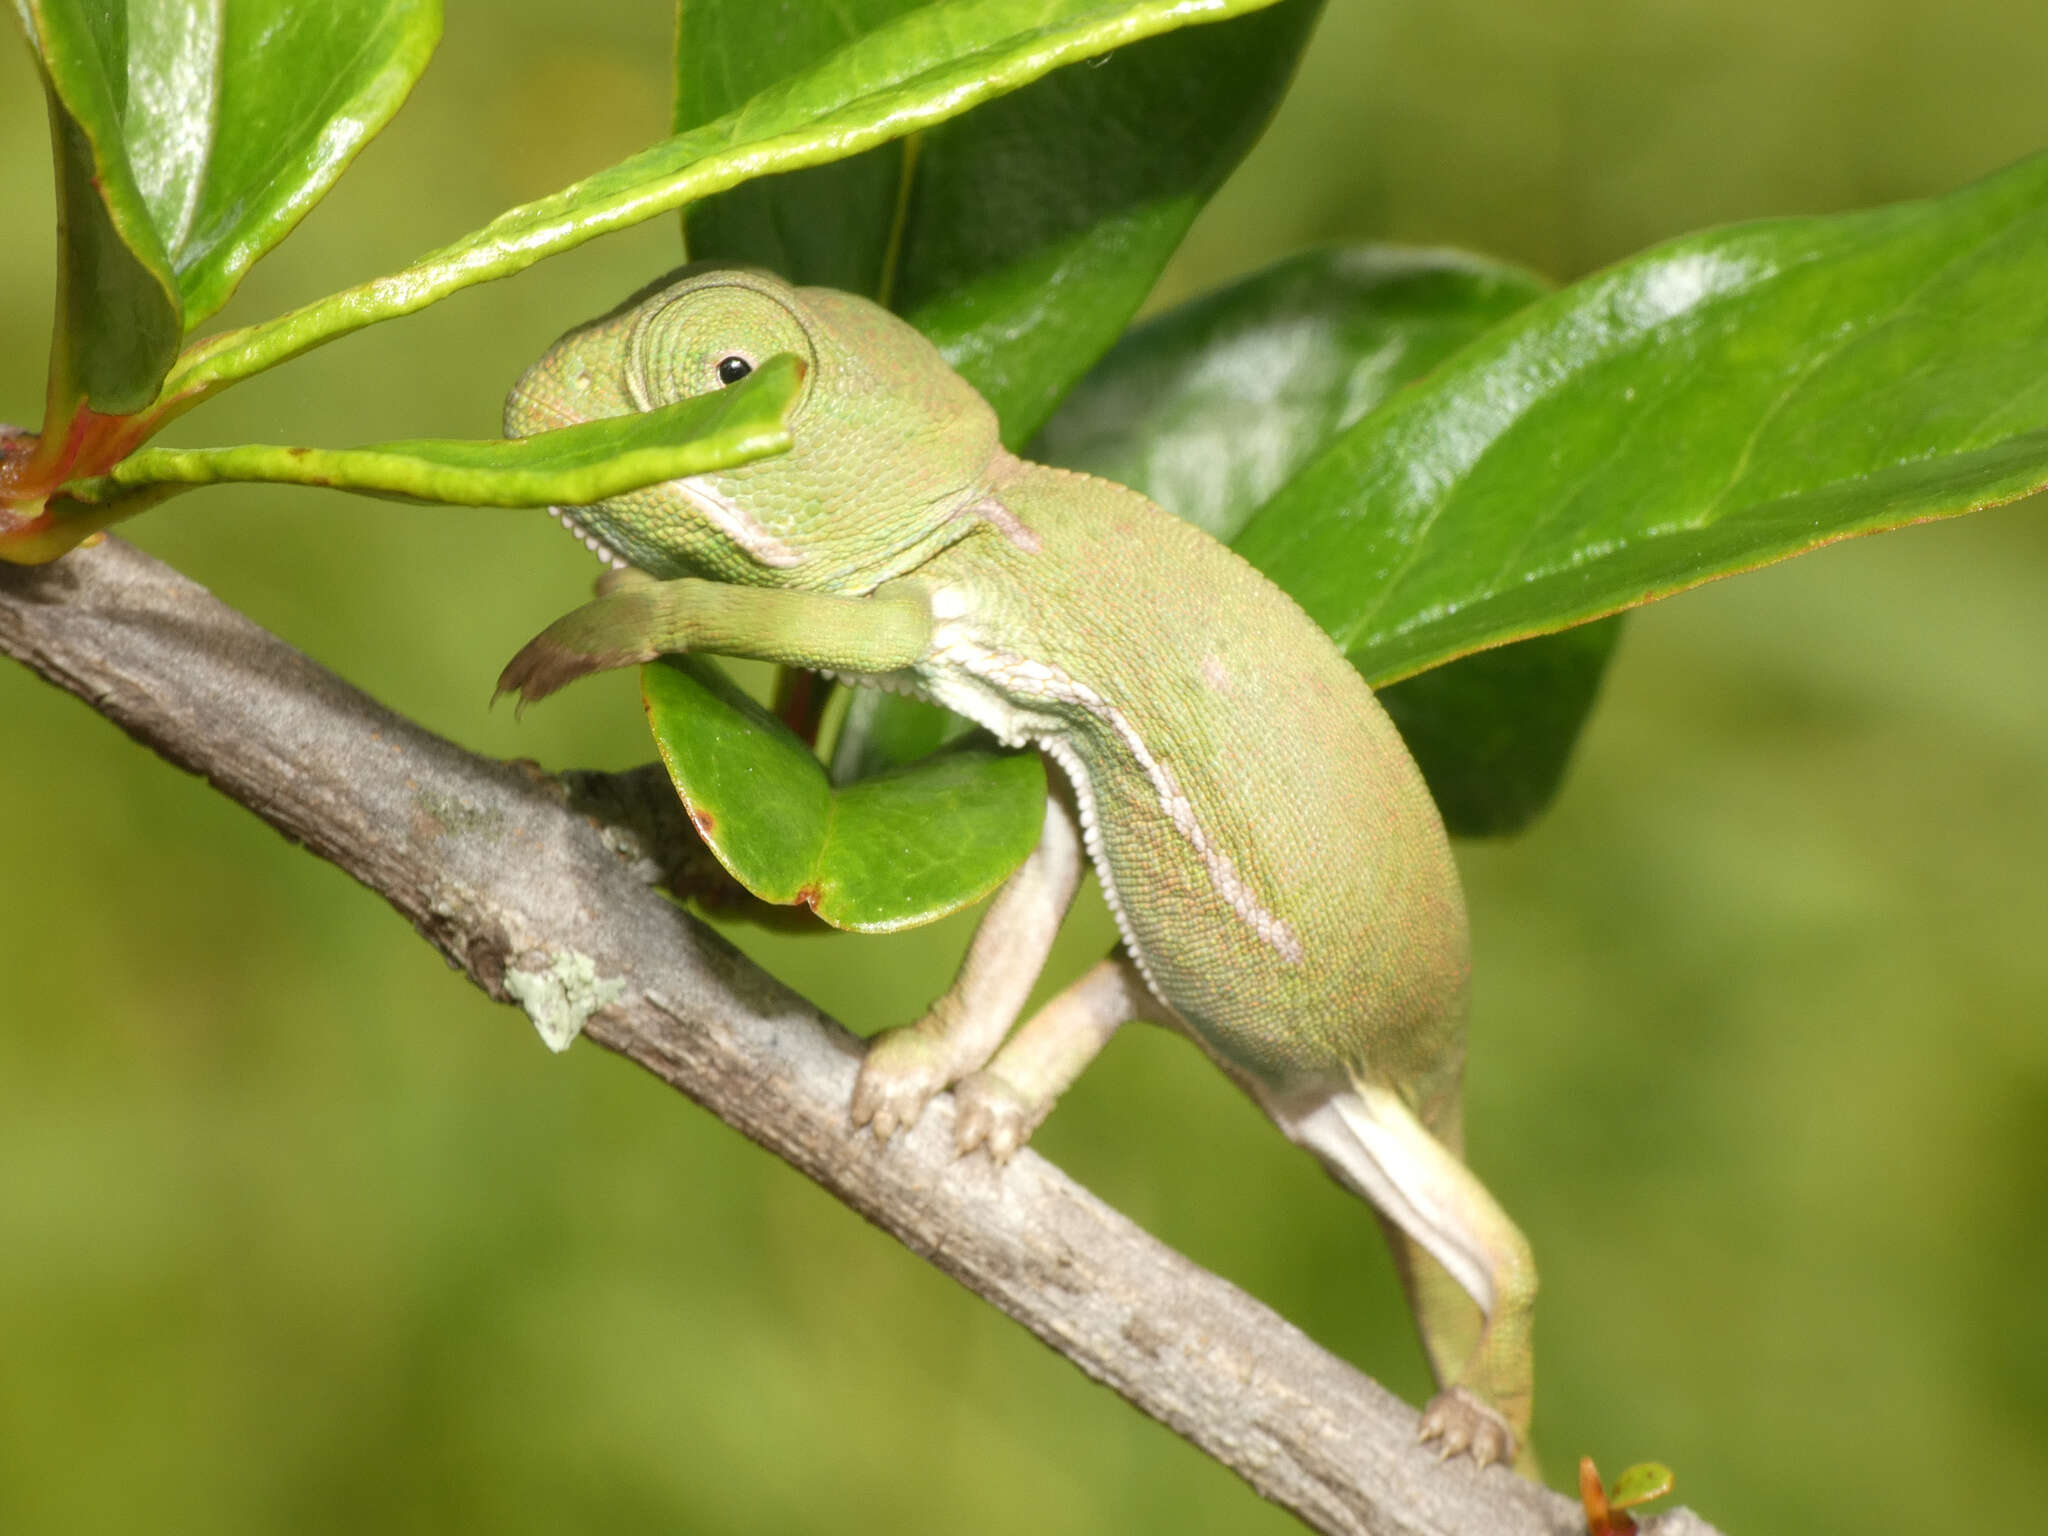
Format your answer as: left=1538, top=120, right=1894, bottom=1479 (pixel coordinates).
left=498, top=266, right=1536, bottom=1470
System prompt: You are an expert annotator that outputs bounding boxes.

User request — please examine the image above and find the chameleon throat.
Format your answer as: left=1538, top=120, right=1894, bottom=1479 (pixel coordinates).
left=546, top=505, right=630, bottom=570
left=668, top=476, right=806, bottom=568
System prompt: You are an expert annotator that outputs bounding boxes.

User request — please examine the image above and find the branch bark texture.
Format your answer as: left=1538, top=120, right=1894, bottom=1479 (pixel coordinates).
left=0, top=540, right=1721, bottom=1536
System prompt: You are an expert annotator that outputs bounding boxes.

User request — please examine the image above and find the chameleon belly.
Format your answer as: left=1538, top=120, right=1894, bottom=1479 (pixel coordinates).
left=902, top=460, right=1469, bottom=1095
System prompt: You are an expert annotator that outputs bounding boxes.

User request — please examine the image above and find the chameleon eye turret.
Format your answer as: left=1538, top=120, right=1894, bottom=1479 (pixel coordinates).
left=624, top=276, right=816, bottom=412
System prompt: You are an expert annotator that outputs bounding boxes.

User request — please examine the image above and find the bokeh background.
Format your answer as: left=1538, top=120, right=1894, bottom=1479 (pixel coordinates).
left=4, top=2, right=2046, bottom=1531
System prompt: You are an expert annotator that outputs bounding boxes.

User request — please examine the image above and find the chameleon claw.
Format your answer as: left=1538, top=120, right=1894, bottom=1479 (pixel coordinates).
left=952, top=1095, right=996, bottom=1160
left=496, top=637, right=586, bottom=708
left=851, top=1026, right=951, bottom=1143
left=952, top=1070, right=1041, bottom=1165
left=497, top=587, right=675, bottom=706
left=495, top=632, right=648, bottom=707
left=1417, top=1387, right=1514, bottom=1469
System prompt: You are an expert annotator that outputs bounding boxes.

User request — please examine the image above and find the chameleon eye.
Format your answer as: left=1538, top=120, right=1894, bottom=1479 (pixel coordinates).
left=627, top=282, right=812, bottom=409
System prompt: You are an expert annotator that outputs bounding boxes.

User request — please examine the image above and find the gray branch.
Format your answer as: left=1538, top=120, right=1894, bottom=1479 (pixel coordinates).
left=0, top=539, right=1720, bottom=1536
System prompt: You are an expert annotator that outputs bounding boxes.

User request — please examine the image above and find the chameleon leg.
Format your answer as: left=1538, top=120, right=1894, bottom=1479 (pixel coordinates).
left=1380, top=1220, right=1541, bottom=1477
left=1374, top=1206, right=1479, bottom=1390
left=953, top=953, right=1164, bottom=1163
left=851, top=791, right=1084, bottom=1141
left=498, top=576, right=933, bottom=705
left=1261, top=1077, right=1535, bottom=1471
left=593, top=564, right=659, bottom=597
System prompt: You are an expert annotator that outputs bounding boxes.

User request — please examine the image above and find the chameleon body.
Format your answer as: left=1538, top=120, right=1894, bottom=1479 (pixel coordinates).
left=501, top=267, right=1536, bottom=1468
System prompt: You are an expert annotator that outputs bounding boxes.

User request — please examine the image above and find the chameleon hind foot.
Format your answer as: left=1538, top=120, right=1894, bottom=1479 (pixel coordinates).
left=952, top=1070, right=1041, bottom=1163
left=953, top=955, right=1160, bottom=1163
left=1418, top=1386, right=1515, bottom=1469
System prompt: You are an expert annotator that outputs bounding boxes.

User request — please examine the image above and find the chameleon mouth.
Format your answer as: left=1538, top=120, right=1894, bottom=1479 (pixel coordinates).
left=546, top=504, right=630, bottom=571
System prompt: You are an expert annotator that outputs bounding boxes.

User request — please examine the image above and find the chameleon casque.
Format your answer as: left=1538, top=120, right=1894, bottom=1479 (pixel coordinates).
left=498, top=266, right=1537, bottom=1469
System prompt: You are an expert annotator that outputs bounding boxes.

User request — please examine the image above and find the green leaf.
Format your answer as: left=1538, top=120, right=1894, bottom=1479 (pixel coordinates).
left=150, top=0, right=441, bottom=328
left=1234, top=150, right=2048, bottom=687
left=27, top=6, right=182, bottom=415
left=835, top=246, right=1607, bottom=834
left=166, top=0, right=1291, bottom=409
left=673, top=0, right=917, bottom=298
left=90, top=350, right=800, bottom=507
left=896, top=0, right=1324, bottom=443
left=830, top=687, right=962, bottom=787
left=19, top=0, right=440, bottom=413
left=1035, top=247, right=1550, bottom=541
left=679, top=0, right=1322, bottom=446
left=1374, top=617, right=1620, bottom=836
left=1608, top=1463, right=1676, bottom=1511
left=643, top=659, right=1046, bottom=933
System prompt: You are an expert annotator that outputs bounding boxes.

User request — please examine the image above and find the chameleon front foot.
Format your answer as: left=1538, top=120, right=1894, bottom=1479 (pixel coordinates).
left=1417, top=1386, right=1516, bottom=1469
left=853, top=793, right=1087, bottom=1144
left=850, top=1027, right=962, bottom=1141
left=497, top=589, right=668, bottom=706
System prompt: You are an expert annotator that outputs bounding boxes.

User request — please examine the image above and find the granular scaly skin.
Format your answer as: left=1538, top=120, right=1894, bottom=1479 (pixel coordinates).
left=905, top=460, right=1469, bottom=1099
left=502, top=267, right=1536, bottom=1471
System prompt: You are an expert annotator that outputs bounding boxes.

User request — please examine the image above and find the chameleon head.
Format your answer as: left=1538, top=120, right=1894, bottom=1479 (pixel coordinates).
left=506, top=266, right=1003, bottom=590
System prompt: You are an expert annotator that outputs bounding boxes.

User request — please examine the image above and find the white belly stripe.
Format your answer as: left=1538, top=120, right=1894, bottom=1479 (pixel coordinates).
left=924, top=632, right=1304, bottom=967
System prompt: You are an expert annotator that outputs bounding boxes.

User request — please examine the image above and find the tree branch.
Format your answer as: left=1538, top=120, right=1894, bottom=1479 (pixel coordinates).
left=0, top=539, right=1721, bottom=1536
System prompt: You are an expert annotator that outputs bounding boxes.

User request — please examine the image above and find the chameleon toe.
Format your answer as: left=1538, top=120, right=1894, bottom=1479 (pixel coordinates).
left=952, top=1070, right=1038, bottom=1164
left=495, top=637, right=606, bottom=707
left=851, top=1026, right=953, bottom=1141
left=1417, top=1387, right=1515, bottom=1470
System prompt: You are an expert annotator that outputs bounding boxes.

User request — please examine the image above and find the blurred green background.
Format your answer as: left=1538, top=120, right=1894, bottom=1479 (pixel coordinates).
left=3, top=2, right=2046, bottom=1531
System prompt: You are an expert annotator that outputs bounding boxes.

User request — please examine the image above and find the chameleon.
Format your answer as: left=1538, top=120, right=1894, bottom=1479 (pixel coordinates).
left=497, top=265, right=1537, bottom=1470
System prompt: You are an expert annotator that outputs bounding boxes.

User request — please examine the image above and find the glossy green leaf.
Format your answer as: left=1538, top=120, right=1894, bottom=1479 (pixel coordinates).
left=160, top=0, right=441, bottom=327
left=19, top=0, right=440, bottom=414
left=1235, top=151, right=2048, bottom=687
left=836, top=246, right=1610, bottom=833
left=897, top=0, right=1323, bottom=442
left=27, top=5, right=182, bottom=415
left=1374, top=617, right=1620, bottom=836
left=166, top=0, right=1289, bottom=410
left=643, top=658, right=1046, bottom=932
left=830, top=687, right=960, bottom=787
left=679, top=0, right=1322, bottom=446
left=89, top=351, right=800, bottom=506
left=1035, top=247, right=1549, bottom=541
left=673, top=0, right=917, bottom=298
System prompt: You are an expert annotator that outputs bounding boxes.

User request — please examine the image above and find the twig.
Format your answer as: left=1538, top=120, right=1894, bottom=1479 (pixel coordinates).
left=0, top=539, right=1722, bottom=1536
